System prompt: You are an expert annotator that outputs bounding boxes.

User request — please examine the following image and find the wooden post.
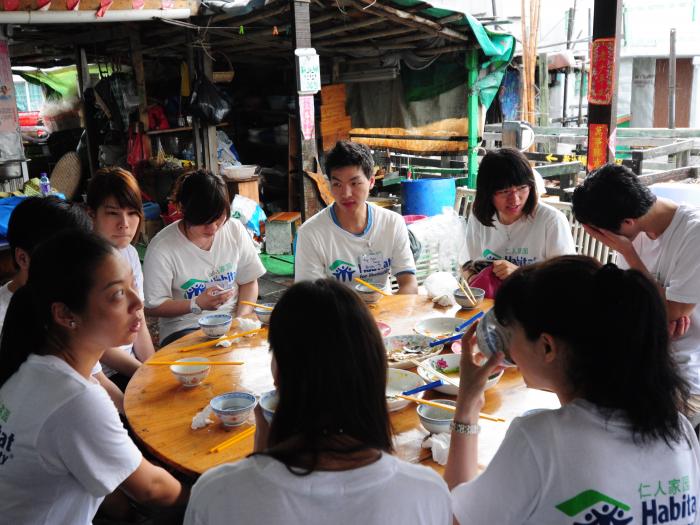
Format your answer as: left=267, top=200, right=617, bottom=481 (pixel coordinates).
left=562, top=3, right=576, bottom=126
left=585, top=0, right=623, bottom=172
left=291, top=0, right=320, bottom=220
left=668, top=28, right=676, bottom=129
left=75, top=47, right=97, bottom=178
left=186, top=42, right=203, bottom=169
left=466, top=48, right=479, bottom=188
left=538, top=52, right=550, bottom=128
left=201, top=51, right=218, bottom=174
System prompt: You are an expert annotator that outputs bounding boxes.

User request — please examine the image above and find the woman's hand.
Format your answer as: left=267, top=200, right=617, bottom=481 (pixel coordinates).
left=492, top=259, right=518, bottom=280
left=196, top=286, right=235, bottom=311
left=253, top=404, right=270, bottom=453
left=455, top=325, right=504, bottom=421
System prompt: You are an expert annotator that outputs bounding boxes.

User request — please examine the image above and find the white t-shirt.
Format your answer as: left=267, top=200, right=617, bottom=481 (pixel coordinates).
left=144, top=219, right=266, bottom=343
left=463, top=202, right=575, bottom=265
left=617, top=204, right=700, bottom=395
left=0, top=354, right=142, bottom=525
left=184, top=453, right=451, bottom=525
left=101, top=244, right=143, bottom=377
left=295, top=204, right=416, bottom=289
left=452, top=399, right=700, bottom=525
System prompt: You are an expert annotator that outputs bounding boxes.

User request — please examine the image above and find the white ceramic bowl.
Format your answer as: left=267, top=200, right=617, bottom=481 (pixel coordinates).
left=417, top=353, right=504, bottom=395
left=417, top=399, right=456, bottom=434
left=414, top=317, right=464, bottom=340
left=384, top=334, right=443, bottom=369
left=210, top=392, right=258, bottom=427
left=453, top=287, right=485, bottom=309
left=386, top=368, right=425, bottom=412
left=198, top=313, right=233, bottom=338
left=354, top=283, right=382, bottom=304
left=254, top=304, right=275, bottom=325
left=260, top=389, right=279, bottom=424
left=170, top=357, right=210, bottom=387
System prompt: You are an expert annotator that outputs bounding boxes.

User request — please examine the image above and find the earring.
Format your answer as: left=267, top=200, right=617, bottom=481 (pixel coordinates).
left=69, top=321, right=76, bottom=329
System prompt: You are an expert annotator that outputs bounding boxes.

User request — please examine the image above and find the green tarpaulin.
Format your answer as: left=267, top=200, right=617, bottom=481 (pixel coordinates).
left=13, top=65, right=113, bottom=99
left=391, top=0, right=515, bottom=109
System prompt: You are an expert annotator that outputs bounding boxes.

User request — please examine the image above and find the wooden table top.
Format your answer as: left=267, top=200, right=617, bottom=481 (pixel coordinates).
left=124, top=294, right=559, bottom=478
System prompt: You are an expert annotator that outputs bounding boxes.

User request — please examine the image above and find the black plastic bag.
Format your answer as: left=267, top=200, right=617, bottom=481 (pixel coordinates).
left=189, top=76, right=232, bottom=125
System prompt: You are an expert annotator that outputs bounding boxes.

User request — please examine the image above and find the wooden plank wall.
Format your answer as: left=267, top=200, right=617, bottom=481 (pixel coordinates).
left=319, top=83, right=352, bottom=153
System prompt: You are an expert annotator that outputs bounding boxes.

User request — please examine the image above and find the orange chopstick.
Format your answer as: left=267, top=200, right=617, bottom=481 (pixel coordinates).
left=209, top=425, right=256, bottom=453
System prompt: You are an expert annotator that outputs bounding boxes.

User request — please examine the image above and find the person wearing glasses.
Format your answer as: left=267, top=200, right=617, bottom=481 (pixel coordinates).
left=461, top=148, right=575, bottom=282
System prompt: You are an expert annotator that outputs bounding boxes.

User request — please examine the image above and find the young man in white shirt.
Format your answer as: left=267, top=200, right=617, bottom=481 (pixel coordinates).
left=295, top=141, right=418, bottom=294
left=572, top=163, right=700, bottom=426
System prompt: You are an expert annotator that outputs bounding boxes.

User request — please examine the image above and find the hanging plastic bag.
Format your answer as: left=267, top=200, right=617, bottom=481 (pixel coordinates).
left=189, top=75, right=232, bottom=125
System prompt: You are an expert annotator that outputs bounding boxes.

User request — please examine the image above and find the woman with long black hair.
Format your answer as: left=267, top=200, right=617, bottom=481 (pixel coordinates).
left=185, top=279, right=451, bottom=524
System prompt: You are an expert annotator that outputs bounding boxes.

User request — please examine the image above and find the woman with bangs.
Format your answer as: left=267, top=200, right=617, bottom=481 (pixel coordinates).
left=462, top=148, right=575, bottom=282
left=87, top=167, right=154, bottom=388
left=143, top=170, right=265, bottom=346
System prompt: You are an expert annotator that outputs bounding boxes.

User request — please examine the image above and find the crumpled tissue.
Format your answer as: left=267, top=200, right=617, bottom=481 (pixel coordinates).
left=421, top=432, right=451, bottom=465
left=191, top=405, right=213, bottom=430
left=424, top=272, right=459, bottom=307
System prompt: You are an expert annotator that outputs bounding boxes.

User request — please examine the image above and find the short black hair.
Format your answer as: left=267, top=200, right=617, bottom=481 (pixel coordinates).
left=472, top=148, right=538, bottom=226
left=7, top=196, right=92, bottom=269
left=325, top=141, right=374, bottom=179
left=572, top=163, right=656, bottom=231
left=175, top=169, right=231, bottom=226
left=495, top=255, right=689, bottom=445
left=264, top=279, right=393, bottom=473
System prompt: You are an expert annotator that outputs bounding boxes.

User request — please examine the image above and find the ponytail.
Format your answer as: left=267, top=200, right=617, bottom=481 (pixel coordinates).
left=0, top=284, right=48, bottom=387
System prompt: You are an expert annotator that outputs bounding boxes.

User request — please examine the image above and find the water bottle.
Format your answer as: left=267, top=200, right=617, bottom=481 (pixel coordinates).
left=475, top=309, right=516, bottom=367
left=39, top=173, right=51, bottom=196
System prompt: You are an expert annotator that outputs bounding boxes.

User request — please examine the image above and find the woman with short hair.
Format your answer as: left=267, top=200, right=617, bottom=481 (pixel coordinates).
left=143, top=169, right=266, bottom=346
left=87, top=167, right=154, bottom=387
left=462, top=148, right=575, bottom=282
left=185, top=279, right=451, bottom=525
left=446, top=256, right=700, bottom=524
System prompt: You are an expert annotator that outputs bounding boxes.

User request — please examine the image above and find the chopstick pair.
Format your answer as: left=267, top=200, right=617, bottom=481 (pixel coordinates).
left=177, top=328, right=265, bottom=352
left=390, top=394, right=505, bottom=423
left=147, top=361, right=244, bottom=366
left=411, top=359, right=459, bottom=388
left=458, top=277, right=478, bottom=306
left=209, top=425, right=256, bottom=453
left=240, top=300, right=273, bottom=311
left=353, top=277, right=391, bottom=297
left=428, top=312, right=484, bottom=348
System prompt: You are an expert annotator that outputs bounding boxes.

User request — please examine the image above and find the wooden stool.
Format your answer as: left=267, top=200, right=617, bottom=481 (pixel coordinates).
left=265, top=212, right=301, bottom=255
left=226, top=176, right=260, bottom=204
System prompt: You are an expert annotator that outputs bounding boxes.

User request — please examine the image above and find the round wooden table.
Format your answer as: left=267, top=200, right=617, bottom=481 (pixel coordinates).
left=125, top=294, right=559, bottom=478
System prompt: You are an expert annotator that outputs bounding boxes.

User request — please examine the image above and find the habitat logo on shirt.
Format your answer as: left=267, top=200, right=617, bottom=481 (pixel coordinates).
left=556, top=490, right=632, bottom=524
left=556, top=483, right=697, bottom=524
left=329, top=260, right=356, bottom=282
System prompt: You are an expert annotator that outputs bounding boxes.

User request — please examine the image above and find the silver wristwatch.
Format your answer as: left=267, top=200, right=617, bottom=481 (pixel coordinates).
left=450, top=421, right=481, bottom=435
left=190, top=296, right=202, bottom=315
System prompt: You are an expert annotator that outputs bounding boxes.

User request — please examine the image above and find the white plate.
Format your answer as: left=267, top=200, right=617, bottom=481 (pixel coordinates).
left=414, top=317, right=464, bottom=340
left=417, top=353, right=503, bottom=395
left=386, top=368, right=424, bottom=412
left=384, top=334, right=444, bottom=369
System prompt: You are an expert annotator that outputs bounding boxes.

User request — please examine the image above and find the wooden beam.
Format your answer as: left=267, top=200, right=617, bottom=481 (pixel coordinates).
left=212, top=0, right=289, bottom=23
left=312, top=16, right=385, bottom=39
left=129, top=30, right=149, bottom=130
left=317, top=25, right=414, bottom=46
left=348, top=0, right=469, bottom=42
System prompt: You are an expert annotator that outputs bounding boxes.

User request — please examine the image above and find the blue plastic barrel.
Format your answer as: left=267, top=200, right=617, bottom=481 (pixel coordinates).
left=401, top=178, right=456, bottom=217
